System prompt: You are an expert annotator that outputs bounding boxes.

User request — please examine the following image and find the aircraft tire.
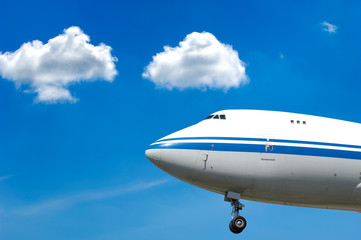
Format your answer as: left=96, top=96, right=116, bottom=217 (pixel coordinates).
left=229, top=221, right=242, bottom=234
left=230, top=216, right=246, bottom=233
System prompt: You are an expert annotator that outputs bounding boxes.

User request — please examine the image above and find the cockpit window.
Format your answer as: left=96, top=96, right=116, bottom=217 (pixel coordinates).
left=204, top=114, right=226, bottom=120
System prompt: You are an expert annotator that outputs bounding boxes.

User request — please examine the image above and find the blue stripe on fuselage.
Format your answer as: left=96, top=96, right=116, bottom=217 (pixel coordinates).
left=149, top=140, right=361, bottom=160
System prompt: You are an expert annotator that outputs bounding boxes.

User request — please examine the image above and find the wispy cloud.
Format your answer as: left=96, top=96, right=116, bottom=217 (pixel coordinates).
left=0, top=175, right=13, bottom=182
left=0, top=26, right=117, bottom=103
left=143, top=31, right=248, bottom=91
left=12, top=179, right=169, bottom=216
left=321, top=21, right=337, bottom=34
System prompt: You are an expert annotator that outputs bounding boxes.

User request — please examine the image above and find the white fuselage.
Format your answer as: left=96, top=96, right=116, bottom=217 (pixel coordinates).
left=146, top=110, right=361, bottom=212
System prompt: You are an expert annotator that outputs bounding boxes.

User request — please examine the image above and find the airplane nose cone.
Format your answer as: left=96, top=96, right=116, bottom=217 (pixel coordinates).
left=145, top=148, right=161, bottom=165
left=145, top=146, right=195, bottom=183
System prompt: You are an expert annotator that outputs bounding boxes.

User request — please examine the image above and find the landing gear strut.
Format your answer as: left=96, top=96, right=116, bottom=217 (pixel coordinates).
left=225, top=192, right=247, bottom=234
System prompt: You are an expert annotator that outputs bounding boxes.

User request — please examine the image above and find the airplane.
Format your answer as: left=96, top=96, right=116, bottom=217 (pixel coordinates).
left=145, top=109, right=361, bottom=234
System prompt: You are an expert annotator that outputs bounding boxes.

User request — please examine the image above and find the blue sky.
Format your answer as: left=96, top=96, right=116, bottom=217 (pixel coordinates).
left=1, top=0, right=361, bottom=239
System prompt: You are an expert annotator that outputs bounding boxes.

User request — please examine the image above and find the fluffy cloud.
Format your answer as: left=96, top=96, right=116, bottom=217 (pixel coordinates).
left=143, top=32, right=248, bottom=91
left=321, top=21, right=337, bottom=34
left=0, top=26, right=117, bottom=103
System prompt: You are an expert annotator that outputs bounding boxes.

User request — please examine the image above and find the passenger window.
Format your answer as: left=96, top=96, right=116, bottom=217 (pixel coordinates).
left=220, top=114, right=226, bottom=119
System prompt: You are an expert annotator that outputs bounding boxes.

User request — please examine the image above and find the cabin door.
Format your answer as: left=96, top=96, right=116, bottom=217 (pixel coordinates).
left=253, top=137, right=284, bottom=196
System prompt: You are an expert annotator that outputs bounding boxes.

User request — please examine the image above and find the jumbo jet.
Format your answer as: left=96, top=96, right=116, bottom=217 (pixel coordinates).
left=145, top=110, right=361, bottom=234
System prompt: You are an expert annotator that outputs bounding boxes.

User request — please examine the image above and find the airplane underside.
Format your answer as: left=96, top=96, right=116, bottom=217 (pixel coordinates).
left=150, top=148, right=361, bottom=212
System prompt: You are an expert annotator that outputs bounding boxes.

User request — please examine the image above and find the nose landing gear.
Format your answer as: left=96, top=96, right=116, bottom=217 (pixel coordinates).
left=225, top=192, right=247, bottom=234
left=229, top=200, right=246, bottom=233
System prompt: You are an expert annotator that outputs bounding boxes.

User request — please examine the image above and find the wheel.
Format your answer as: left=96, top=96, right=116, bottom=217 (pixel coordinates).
left=230, top=216, right=247, bottom=234
left=229, top=220, right=242, bottom=234
left=233, top=216, right=246, bottom=230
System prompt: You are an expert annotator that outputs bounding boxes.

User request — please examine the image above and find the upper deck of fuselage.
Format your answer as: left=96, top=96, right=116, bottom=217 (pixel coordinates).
left=157, top=110, right=361, bottom=147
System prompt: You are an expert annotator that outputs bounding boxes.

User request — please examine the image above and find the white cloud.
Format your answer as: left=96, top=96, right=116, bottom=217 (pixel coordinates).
left=0, top=26, right=118, bottom=103
left=142, top=32, right=248, bottom=91
left=12, top=179, right=169, bottom=216
left=321, top=21, right=337, bottom=34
